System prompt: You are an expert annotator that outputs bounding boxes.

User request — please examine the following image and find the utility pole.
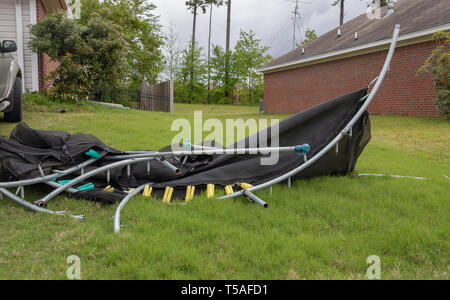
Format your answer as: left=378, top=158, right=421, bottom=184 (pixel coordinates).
left=288, top=0, right=311, bottom=49
left=292, top=0, right=300, bottom=49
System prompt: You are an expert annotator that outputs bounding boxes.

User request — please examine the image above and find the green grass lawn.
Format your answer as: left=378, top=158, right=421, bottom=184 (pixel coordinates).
left=0, top=102, right=448, bottom=280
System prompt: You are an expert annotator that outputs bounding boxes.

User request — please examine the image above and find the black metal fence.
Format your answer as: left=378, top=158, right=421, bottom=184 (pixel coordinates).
left=93, top=88, right=141, bottom=109
left=93, top=80, right=173, bottom=112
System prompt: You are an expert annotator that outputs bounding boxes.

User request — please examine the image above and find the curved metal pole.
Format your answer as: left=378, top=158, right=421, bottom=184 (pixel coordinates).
left=35, top=157, right=158, bottom=207
left=103, top=146, right=305, bottom=160
left=0, top=188, right=83, bottom=220
left=113, top=183, right=152, bottom=234
left=219, top=24, right=401, bottom=200
left=0, top=158, right=98, bottom=188
left=39, top=143, right=269, bottom=207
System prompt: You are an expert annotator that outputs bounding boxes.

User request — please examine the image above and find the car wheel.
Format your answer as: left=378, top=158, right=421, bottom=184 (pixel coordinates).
left=4, top=77, right=22, bottom=122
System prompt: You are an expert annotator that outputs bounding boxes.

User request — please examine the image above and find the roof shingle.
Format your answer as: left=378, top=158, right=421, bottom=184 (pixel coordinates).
left=261, top=0, right=450, bottom=71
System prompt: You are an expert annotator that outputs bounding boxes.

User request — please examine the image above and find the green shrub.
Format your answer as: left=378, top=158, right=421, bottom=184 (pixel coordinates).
left=24, top=91, right=51, bottom=106
left=48, top=53, right=91, bottom=105
left=30, top=12, right=127, bottom=105
left=418, top=31, right=450, bottom=117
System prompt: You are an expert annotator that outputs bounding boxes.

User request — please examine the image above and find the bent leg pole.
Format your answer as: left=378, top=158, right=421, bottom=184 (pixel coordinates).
left=156, top=158, right=180, bottom=175
left=114, top=183, right=151, bottom=234
left=0, top=188, right=83, bottom=220
left=244, top=190, right=269, bottom=208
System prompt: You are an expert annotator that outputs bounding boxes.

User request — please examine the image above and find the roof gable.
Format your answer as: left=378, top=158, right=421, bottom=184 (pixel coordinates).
left=261, top=0, right=450, bottom=73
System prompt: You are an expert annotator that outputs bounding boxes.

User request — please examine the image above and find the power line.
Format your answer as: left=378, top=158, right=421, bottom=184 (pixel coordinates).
left=292, top=0, right=299, bottom=49
left=287, top=0, right=312, bottom=49
left=268, top=19, right=292, bottom=44
left=295, top=12, right=304, bottom=47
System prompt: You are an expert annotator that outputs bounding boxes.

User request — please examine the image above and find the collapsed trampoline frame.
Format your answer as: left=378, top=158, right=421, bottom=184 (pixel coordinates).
left=0, top=25, right=400, bottom=233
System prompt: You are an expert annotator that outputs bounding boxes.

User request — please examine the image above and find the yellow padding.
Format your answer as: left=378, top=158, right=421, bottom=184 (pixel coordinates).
left=103, top=185, right=112, bottom=191
left=128, top=188, right=134, bottom=193
left=143, top=185, right=152, bottom=197
left=189, top=186, right=195, bottom=201
left=106, top=187, right=115, bottom=193
left=207, top=184, right=215, bottom=198
left=185, top=186, right=192, bottom=202
left=166, top=187, right=174, bottom=203
left=225, top=185, right=234, bottom=195
left=162, top=187, right=170, bottom=202
left=240, top=183, right=253, bottom=189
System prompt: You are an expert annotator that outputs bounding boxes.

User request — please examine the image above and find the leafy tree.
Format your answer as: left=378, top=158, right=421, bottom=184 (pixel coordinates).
left=418, top=31, right=450, bottom=117
left=185, top=0, right=221, bottom=48
left=176, top=42, right=207, bottom=103
left=301, top=28, right=317, bottom=45
left=233, top=30, right=272, bottom=105
left=30, top=12, right=127, bottom=103
left=48, top=53, right=91, bottom=104
left=210, top=45, right=228, bottom=87
left=163, top=21, right=181, bottom=81
left=80, top=0, right=164, bottom=87
left=80, top=14, right=128, bottom=88
left=185, top=0, right=221, bottom=100
left=29, top=13, right=83, bottom=60
left=209, top=45, right=237, bottom=103
left=207, top=0, right=224, bottom=103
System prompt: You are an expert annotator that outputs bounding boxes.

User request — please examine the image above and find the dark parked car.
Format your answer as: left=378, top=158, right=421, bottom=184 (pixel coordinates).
left=0, top=40, right=22, bottom=122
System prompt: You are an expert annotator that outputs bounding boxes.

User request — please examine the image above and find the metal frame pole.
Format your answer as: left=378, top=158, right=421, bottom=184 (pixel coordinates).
left=219, top=25, right=401, bottom=201
left=0, top=158, right=98, bottom=188
left=103, top=145, right=309, bottom=160
left=113, top=183, right=152, bottom=233
left=34, top=157, right=158, bottom=207
left=0, top=187, right=83, bottom=219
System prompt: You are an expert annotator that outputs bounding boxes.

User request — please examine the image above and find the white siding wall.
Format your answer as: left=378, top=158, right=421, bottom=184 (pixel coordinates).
left=0, top=0, right=38, bottom=92
left=0, top=1, right=17, bottom=41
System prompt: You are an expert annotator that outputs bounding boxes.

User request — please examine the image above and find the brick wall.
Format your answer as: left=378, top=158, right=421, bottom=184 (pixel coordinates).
left=36, top=0, right=59, bottom=92
left=263, top=41, right=439, bottom=117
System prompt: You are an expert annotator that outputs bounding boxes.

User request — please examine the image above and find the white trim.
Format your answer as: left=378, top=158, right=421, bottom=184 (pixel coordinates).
left=65, top=0, right=73, bottom=19
left=259, top=24, right=450, bottom=73
left=29, top=0, right=39, bottom=92
left=15, top=0, right=25, bottom=92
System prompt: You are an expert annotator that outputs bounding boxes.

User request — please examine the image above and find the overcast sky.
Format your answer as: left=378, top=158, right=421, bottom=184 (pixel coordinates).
left=153, top=0, right=371, bottom=59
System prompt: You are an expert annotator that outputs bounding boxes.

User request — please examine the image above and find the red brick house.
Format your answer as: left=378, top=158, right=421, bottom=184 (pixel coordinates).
left=0, top=0, right=69, bottom=93
left=259, top=0, right=450, bottom=117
